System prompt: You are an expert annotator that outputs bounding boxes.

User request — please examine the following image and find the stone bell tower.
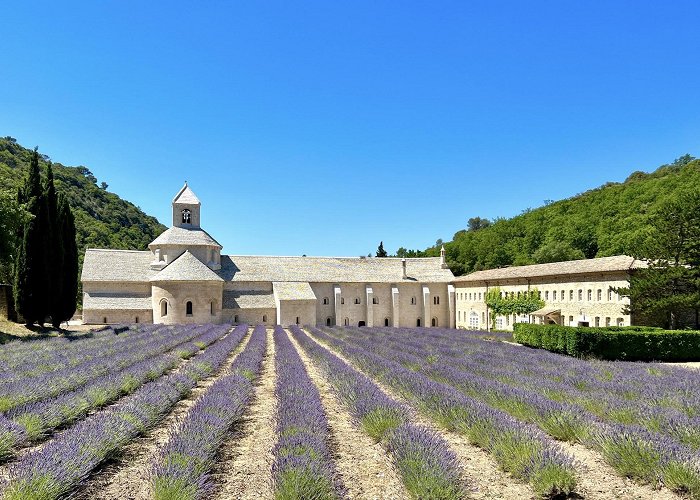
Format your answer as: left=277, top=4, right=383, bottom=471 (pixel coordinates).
left=172, top=181, right=201, bottom=228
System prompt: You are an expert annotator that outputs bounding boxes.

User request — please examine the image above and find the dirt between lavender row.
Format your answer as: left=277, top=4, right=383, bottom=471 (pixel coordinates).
left=300, top=328, right=684, bottom=500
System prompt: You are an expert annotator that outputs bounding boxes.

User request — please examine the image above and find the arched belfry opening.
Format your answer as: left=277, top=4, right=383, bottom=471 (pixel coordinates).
left=182, top=209, right=191, bottom=224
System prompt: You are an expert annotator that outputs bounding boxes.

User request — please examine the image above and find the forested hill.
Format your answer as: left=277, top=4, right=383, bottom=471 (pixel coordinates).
left=420, top=155, right=700, bottom=276
left=0, top=136, right=166, bottom=277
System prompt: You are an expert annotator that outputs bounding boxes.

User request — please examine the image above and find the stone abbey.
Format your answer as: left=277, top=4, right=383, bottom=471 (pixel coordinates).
left=81, top=183, right=637, bottom=329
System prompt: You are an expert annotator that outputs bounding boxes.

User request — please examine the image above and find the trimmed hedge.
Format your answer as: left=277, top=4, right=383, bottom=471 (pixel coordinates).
left=513, top=323, right=700, bottom=361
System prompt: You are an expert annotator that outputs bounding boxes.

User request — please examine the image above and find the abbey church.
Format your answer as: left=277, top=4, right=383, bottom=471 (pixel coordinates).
left=81, top=183, right=457, bottom=327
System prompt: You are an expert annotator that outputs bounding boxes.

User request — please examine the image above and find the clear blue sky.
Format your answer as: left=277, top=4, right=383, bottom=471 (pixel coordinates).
left=2, top=1, right=699, bottom=256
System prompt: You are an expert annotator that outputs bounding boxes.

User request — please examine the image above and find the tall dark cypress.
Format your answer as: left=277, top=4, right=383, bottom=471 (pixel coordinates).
left=57, top=195, right=78, bottom=324
left=14, top=149, right=48, bottom=325
left=44, top=163, right=63, bottom=327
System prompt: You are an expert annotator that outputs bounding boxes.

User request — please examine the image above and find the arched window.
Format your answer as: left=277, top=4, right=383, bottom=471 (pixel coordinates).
left=263, top=315, right=267, bottom=323
left=186, top=301, right=193, bottom=316
left=326, top=317, right=332, bottom=326
left=384, top=318, right=390, bottom=326
left=354, top=298, right=360, bottom=304
left=433, top=296, right=440, bottom=305
left=296, top=316, right=300, bottom=324
left=431, top=317, right=438, bottom=327
left=160, top=300, right=168, bottom=317
left=135, top=316, right=139, bottom=323
left=323, top=297, right=329, bottom=305
left=182, top=209, right=191, bottom=224
left=210, top=301, right=214, bottom=315
left=341, top=298, right=345, bottom=305
left=103, top=317, right=107, bottom=324
left=344, top=317, right=349, bottom=326
left=411, top=297, right=416, bottom=305
left=372, top=297, right=378, bottom=305
left=416, top=318, right=421, bottom=327
left=234, top=315, right=239, bottom=323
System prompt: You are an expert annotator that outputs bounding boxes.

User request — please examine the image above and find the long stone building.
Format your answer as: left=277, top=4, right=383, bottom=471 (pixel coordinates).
left=81, top=183, right=456, bottom=327
left=453, top=256, right=644, bottom=331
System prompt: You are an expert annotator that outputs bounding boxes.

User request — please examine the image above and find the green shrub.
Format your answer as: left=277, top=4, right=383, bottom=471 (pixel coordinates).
left=513, top=323, right=700, bottom=361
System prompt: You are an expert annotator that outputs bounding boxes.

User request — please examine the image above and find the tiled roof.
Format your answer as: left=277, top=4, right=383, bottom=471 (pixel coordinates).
left=273, top=281, right=317, bottom=301
left=83, top=292, right=152, bottom=310
left=223, top=290, right=276, bottom=309
left=218, top=255, right=453, bottom=283
left=149, top=226, right=221, bottom=248
left=172, top=183, right=201, bottom=205
left=453, top=255, right=645, bottom=283
left=82, top=249, right=156, bottom=282
left=151, top=251, right=224, bottom=282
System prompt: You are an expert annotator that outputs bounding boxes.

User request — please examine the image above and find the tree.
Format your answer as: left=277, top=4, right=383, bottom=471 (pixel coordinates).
left=56, top=194, right=78, bottom=325
left=0, top=191, right=29, bottom=283
left=44, top=163, right=63, bottom=327
left=376, top=241, right=388, bottom=258
left=14, top=149, right=50, bottom=325
left=618, top=190, right=700, bottom=329
left=467, top=216, right=491, bottom=232
left=485, top=287, right=544, bottom=330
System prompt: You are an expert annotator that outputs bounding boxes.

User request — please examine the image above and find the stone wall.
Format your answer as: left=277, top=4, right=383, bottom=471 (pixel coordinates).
left=83, top=309, right=153, bottom=325
left=152, top=282, right=223, bottom=325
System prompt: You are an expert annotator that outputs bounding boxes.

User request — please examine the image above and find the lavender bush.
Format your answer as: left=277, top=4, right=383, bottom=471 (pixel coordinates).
left=150, top=325, right=266, bottom=500
left=272, top=326, right=339, bottom=499
left=0, top=324, right=246, bottom=500
left=289, top=325, right=465, bottom=499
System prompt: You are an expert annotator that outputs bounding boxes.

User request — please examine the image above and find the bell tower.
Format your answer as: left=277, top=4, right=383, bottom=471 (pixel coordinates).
left=172, top=182, right=201, bottom=228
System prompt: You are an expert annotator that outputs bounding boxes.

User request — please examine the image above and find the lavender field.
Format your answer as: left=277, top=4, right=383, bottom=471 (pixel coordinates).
left=0, top=323, right=698, bottom=499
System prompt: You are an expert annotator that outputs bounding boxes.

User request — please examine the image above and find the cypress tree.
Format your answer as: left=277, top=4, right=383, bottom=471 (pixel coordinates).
left=14, top=149, right=48, bottom=325
left=44, top=163, right=62, bottom=327
left=57, top=194, right=78, bottom=326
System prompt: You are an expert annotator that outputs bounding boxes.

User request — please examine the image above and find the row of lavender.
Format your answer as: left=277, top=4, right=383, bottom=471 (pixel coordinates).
left=0, top=325, right=228, bottom=461
left=0, top=324, right=247, bottom=500
left=150, top=325, right=266, bottom=499
left=308, top=326, right=578, bottom=497
left=288, top=325, right=466, bottom=499
left=1, top=324, right=183, bottom=411
left=272, top=325, right=340, bottom=498
left=324, top=326, right=700, bottom=497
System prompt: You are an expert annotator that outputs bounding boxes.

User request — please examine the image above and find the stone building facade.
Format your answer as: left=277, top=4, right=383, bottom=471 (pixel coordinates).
left=453, top=256, right=643, bottom=331
left=82, top=184, right=456, bottom=326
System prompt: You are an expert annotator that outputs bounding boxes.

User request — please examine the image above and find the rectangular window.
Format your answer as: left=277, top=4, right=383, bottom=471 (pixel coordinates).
left=597, top=289, right=602, bottom=301
left=570, top=290, right=574, bottom=300
left=587, top=290, right=592, bottom=301
left=605, top=317, right=611, bottom=327
left=608, top=289, right=613, bottom=301
left=595, top=317, right=600, bottom=327
left=545, top=291, right=549, bottom=300
left=578, top=290, right=583, bottom=301
left=552, top=290, right=557, bottom=300
left=561, top=290, right=565, bottom=300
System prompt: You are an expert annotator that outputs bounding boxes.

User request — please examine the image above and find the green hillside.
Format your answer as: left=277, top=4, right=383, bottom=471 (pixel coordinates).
left=0, top=136, right=166, bottom=283
left=422, top=155, right=700, bottom=275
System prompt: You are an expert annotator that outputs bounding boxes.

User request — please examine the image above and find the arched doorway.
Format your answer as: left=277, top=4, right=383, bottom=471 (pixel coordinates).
left=416, top=318, right=421, bottom=327
left=431, top=317, right=438, bottom=327
left=326, top=317, right=332, bottom=326
left=384, top=318, right=390, bottom=327
left=358, top=321, right=366, bottom=327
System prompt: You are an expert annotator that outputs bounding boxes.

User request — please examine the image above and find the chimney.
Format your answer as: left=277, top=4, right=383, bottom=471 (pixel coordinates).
left=402, top=258, right=407, bottom=279
left=440, top=245, right=448, bottom=269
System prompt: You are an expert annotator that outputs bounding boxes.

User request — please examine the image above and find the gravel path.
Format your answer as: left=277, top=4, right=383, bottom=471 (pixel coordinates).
left=73, top=327, right=251, bottom=500
left=289, top=328, right=408, bottom=499
left=211, top=327, right=277, bottom=500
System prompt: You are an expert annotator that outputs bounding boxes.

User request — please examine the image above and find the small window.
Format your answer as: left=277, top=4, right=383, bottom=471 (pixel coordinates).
left=608, top=289, right=613, bottom=301
left=210, top=301, right=214, bottom=315
left=416, top=318, right=421, bottom=327
left=161, top=300, right=168, bottom=317
left=186, top=301, right=193, bottom=316
left=103, top=317, right=107, bottom=324
left=595, top=317, right=600, bottom=327
left=384, top=318, right=390, bottom=326
left=481, top=312, right=485, bottom=323
left=552, top=290, right=557, bottom=300
left=469, top=293, right=472, bottom=301
left=354, top=298, right=360, bottom=305
left=569, top=290, right=574, bottom=301
left=597, top=289, right=602, bottom=301
left=326, top=317, right=332, bottom=326
left=341, top=298, right=345, bottom=305
left=506, top=314, right=510, bottom=326
left=182, top=209, right=191, bottom=224
left=372, top=297, right=378, bottom=305
left=344, top=317, right=349, bottom=326
left=234, top=315, right=239, bottom=323
left=458, top=311, right=462, bottom=321
left=605, top=317, right=611, bottom=327
left=431, top=317, right=438, bottom=327
left=578, top=290, right=583, bottom=301
left=135, top=316, right=139, bottom=324
left=587, top=290, right=592, bottom=301
left=411, top=297, right=416, bottom=305
left=569, top=315, right=574, bottom=324
left=296, top=316, right=300, bottom=324
left=433, top=296, right=440, bottom=305
left=617, top=317, right=624, bottom=327
left=263, top=315, right=267, bottom=323
left=323, top=297, right=329, bottom=305
left=561, top=290, right=565, bottom=300
left=545, top=291, right=549, bottom=300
